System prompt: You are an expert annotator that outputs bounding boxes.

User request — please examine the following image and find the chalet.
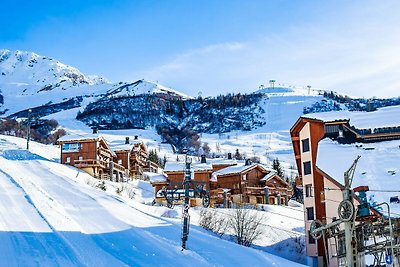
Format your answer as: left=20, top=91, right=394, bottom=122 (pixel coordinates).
left=58, top=132, right=158, bottom=182
left=109, top=136, right=158, bottom=179
left=212, top=160, right=291, bottom=205
left=150, top=155, right=214, bottom=206
left=290, top=106, right=400, bottom=267
left=163, top=157, right=214, bottom=191
left=58, top=133, right=126, bottom=181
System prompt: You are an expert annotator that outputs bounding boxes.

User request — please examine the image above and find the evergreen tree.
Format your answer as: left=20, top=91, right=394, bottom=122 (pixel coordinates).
left=272, top=158, right=284, bottom=178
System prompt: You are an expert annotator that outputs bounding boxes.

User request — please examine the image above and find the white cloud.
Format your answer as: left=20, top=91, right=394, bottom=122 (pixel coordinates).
left=139, top=2, right=400, bottom=98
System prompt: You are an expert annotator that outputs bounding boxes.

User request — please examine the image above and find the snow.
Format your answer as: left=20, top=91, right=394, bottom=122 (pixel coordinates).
left=317, top=138, right=400, bottom=216
left=303, top=105, right=400, bottom=130
left=144, top=172, right=168, bottom=183
left=0, top=135, right=305, bottom=266
left=107, top=79, right=192, bottom=99
left=260, top=171, right=278, bottom=181
left=164, top=161, right=213, bottom=172
left=212, top=163, right=274, bottom=176
left=57, top=133, right=103, bottom=142
left=108, top=138, right=142, bottom=151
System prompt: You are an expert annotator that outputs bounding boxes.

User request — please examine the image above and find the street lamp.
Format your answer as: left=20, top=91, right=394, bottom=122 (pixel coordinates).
left=26, top=109, right=32, bottom=150
left=373, top=202, right=396, bottom=266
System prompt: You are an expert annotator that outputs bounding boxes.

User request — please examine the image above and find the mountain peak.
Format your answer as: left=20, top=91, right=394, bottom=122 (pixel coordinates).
left=0, top=49, right=107, bottom=86
left=106, top=79, right=192, bottom=99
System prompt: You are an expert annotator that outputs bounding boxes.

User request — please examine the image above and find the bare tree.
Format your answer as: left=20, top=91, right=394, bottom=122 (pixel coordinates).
left=229, top=206, right=264, bottom=247
left=199, top=209, right=228, bottom=237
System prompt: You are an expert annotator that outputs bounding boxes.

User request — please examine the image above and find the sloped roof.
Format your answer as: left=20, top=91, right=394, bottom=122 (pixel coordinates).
left=58, top=133, right=103, bottom=142
left=317, top=138, right=400, bottom=217
left=108, top=139, right=142, bottom=151
left=260, top=170, right=278, bottom=181
left=164, top=161, right=213, bottom=172
left=145, top=172, right=168, bottom=183
left=208, top=158, right=237, bottom=166
left=212, top=163, right=274, bottom=177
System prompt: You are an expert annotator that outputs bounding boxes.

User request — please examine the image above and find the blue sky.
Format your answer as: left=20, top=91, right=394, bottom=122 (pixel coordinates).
left=1, top=0, right=400, bottom=97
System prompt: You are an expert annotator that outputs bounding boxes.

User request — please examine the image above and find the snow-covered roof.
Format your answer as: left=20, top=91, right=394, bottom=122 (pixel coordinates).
left=58, top=133, right=104, bottom=142
left=303, top=105, right=400, bottom=130
left=260, top=170, right=278, bottom=181
left=213, top=163, right=273, bottom=177
left=108, top=139, right=142, bottom=151
left=317, top=138, right=400, bottom=217
left=144, top=172, right=168, bottom=183
left=208, top=158, right=237, bottom=166
left=164, top=161, right=213, bottom=172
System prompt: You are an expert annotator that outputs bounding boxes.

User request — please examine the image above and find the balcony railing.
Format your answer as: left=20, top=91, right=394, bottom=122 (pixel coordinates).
left=74, top=159, right=107, bottom=169
left=98, top=147, right=113, bottom=158
left=74, top=159, right=126, bottom=173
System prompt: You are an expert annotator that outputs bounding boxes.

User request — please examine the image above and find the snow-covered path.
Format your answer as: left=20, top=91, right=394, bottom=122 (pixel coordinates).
left=0, top=136, right=305, bottom=266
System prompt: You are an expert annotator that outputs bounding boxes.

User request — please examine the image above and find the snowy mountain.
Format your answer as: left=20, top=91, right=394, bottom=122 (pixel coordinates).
left=0, top=49, right=106, bottom=88
left=106, top=79, right=192, bottom=99
left=0, top=49, right=190, bottom=117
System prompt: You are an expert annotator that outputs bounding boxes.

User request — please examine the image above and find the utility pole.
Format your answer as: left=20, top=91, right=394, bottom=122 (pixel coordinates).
left=26, top=109, right=32, bottom=150
left=310, top=156, right=361, bottom=266
left=269, top=79, right=275, bottom=89
left=307, top=85, right=311, bottom=95
left=181, top=153, right=191, bottom=249
left=342, top=155, right=360, bottom=267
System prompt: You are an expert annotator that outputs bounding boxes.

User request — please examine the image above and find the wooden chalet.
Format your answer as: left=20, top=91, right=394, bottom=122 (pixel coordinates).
left=212, top=160, right=291, bottom=205
left=109, top=136, right=158, bottom=180
left=57, top=133, right=126, bottom=181
left=163, top=158, right=213, bottom=191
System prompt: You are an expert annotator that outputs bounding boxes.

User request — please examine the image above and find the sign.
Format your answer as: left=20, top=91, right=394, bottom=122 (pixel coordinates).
left=386, top=254, right=393, bottom=264
left=182, top=204, right=190, bottom=218
left=62, top=143, right=81, bottom=152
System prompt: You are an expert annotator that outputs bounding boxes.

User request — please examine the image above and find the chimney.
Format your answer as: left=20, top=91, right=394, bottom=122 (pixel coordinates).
left=134, top=135, right=138, bottom=140
left=125, top=137, right=130, bottom=144
left=245, top=159, right=252, bottom=166
left=92, top=127, right=98, bottom=134
left=227, top=153, right=232, bottom=160
left=201, top=154, right=206, bottom=163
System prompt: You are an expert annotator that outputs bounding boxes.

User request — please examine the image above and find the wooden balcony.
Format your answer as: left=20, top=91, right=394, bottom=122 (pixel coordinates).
left=245, top=186, right=290, bottom=196
left=98, top=146, right=113, bottom=158
left=111, top=162, right=126, bottom=173
left=74, top=159, right=107, bottom=169
left=244, top=186, right=265, bottom=195
left=74, top=159, right=125, bottom=173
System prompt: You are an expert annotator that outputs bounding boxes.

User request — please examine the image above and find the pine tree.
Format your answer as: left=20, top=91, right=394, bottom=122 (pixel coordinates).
left=272, top=158, right=283, bottom=178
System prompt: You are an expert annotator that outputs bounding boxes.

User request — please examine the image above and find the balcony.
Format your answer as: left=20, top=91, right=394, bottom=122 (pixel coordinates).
left=98, top=147, right=113, bottom=158
left=74, top=159, right=107, bottom=169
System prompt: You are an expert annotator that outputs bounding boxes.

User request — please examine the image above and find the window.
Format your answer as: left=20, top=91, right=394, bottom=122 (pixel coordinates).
left=306, top=207, right=314, bottom=220
left=305, top=184, right=313, bottom=197
left=118, top=159, right=122, bottom=165
left=66, top=157, right=71, bottom=163
left=62, top=143, right=81, bottom=152
left=303, top=161, right=312, bottom=175
left=78, top=156, right=83, bottom=160
left=242, top=174, right=247, bottom=181
left=301, top=138, right=310, bottom=153
left=308, top=230, right=316, bottom=244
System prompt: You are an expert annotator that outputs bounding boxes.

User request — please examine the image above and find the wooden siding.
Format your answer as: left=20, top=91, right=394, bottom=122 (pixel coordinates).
left=61, top=140, right=98, bottom=165
left=164, top=171, right=212, bottom=190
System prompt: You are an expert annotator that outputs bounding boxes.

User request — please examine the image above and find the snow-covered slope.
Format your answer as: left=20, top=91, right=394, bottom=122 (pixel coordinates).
left=106, top=79, right=192, bottom=99
left=0, top=49, right=190, bottom=116
left=0, top=49, right=106, bottom=87
left=0, top=135, right=305, bottom=266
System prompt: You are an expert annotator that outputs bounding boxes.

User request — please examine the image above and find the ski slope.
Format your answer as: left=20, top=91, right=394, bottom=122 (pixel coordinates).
left=0, top=135, right=305, bottom=266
